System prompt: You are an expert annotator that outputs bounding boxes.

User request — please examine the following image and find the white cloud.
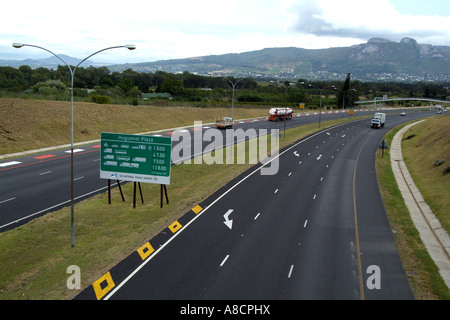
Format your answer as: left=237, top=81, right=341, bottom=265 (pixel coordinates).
left=287, top=0, right=450, bottom=45
left=1, top=0, right=449, bottom=64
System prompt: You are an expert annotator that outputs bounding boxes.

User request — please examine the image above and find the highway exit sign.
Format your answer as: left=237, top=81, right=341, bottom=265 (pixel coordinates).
left=100, top=132, right=171, bottom=185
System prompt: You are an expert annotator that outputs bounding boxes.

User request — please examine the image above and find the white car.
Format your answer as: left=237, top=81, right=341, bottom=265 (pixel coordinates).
left=400, top=112, right=406, bottom=116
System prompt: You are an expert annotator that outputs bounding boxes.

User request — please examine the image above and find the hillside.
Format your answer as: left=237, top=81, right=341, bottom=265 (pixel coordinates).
left=2, top=37, right=449, bottom=82
left=0, top=98, right=267, bottom=155
left=110, top=37, right=450, bottom=82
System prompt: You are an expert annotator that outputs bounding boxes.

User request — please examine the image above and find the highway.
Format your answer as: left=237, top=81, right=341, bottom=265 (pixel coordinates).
left=0, top=109, right=376, bottom=232
left=69, top=109, right=433, bottom=300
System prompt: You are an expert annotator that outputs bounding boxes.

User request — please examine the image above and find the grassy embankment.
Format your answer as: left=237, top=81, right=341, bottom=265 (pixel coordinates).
left=375, top=114, right=450, bottom=300
left=0, top=98, right=269, bottom=155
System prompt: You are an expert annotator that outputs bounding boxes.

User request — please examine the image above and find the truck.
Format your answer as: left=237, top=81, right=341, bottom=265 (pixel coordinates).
left=268, top=107, right=293, bottom=121
left=371, top=112, right=386, bottom=128
left=215, top=117, right=233, bottom=129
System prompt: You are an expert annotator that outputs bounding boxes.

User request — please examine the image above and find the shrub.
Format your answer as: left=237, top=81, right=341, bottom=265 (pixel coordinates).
left=91, top=94, right=111, bottom=104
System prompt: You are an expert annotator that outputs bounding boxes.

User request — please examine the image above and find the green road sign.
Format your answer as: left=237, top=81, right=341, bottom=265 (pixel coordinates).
left=100, top=132, right=171, bottom=185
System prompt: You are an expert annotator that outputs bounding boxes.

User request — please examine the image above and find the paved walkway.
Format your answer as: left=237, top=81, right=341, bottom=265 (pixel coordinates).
left=390, top=120, right=450, bottom=289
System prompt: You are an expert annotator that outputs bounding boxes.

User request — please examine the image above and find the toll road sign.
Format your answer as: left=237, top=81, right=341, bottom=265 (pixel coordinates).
left=100, top=132, right=171, bottom=185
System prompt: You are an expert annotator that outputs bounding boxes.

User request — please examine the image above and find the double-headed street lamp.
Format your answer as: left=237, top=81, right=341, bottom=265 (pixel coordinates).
left=12, top=43, right=136, bottom=247
left=224, top=76, right=243, bottom=125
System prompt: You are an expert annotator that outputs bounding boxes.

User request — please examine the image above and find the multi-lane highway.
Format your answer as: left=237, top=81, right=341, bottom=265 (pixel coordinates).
left=65, top=108, right=433, bottom=300
left=0, top=109, right=374, bottom=232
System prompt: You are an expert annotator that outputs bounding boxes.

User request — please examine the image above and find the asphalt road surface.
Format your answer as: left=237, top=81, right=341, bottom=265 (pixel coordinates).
left=71, top=108, right=434, bottom=300
left=0, top=109, right=379, bottom=231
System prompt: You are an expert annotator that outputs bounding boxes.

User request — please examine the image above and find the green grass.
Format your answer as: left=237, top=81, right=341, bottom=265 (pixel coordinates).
left=0, top=98, right=269, bottom=155
left=375, top=115, right=450, bottom=300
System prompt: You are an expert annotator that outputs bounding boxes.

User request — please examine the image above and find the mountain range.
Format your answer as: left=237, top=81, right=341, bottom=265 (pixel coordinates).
left=2, top=37, right=449, bottom=82
left=109, top=37, right=450, bottom=82
left=0, top=54, right=108, bottom=69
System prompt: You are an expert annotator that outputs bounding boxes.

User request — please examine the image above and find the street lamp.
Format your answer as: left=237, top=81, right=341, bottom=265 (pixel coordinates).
left=224, top=77, right=242, bottom=125
left=281, top=82, right=294, bottom=138
left=13, top=42, right=136, bottom=247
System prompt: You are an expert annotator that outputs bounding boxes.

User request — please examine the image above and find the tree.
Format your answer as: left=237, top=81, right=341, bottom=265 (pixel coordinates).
left=118, top=78, right=134, bottom=92
left=160, top=79, right=184, bottom=97
left=337, top=73, right=351, bottom=108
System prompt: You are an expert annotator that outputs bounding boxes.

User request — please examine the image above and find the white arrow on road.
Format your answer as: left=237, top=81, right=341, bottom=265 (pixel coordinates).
left=293, top=151, right=299, bottom=157
left=223, top=209, right=234, bottom=229
left=317, top=154, right=322, bottom=160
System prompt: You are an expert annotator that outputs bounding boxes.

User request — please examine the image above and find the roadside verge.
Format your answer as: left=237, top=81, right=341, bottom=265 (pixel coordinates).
left=390, top=120, right=450, bottom=290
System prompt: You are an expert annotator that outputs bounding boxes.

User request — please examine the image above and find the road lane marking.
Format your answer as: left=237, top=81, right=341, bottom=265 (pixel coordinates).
left=65, top=149, right=85, bottom=153
left=352, top=134, right=372, bottom=300
left=137, top=242, right=155, bottom=260
left=313, top=194, right=316, bottom=200
left=274, top=189, right=279, bottom=193
left=288, top=265, right=294, bottom=278
left=92, top=272, right=115, bottom=300
left=220, top=255, right=230, bottom=267
left=0, top=161, right=21, bottom=167
left=34, top=154, right=56, bottom=160
left=192, top=205, right=203, bottom=214
left=74, top=176, right=84, bottom=181
left=304, top=220, right=308, bottom=228
left=168, top=221, right=182, bottom=233
left=254, top=213, right=261, bottom=220
left=223, top=209, right=234, bottom=230
left=0, top=197, right=16, bottom=204
left=39, top=171, right=52, bottom=175
left=0, top=184, right=117, bottom=230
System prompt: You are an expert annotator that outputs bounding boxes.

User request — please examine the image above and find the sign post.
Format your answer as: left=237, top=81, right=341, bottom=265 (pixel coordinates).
left=100, top=132, right=171, bottom=206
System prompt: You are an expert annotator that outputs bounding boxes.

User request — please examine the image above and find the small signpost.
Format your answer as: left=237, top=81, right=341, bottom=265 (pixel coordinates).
left=379, top=139, right=388, bottom=158
left=100, top=132, right=171, bottom=207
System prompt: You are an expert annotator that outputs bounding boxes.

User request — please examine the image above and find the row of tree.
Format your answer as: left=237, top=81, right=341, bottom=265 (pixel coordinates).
left=0, top=65, right=448, bottom=107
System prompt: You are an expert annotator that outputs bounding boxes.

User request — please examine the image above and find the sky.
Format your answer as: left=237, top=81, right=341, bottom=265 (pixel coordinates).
left=1, top=0, right=450, bottom=64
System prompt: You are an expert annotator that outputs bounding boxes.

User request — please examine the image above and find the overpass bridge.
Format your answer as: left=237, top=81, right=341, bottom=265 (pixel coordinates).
left=355, top=97, right=449, bottom=106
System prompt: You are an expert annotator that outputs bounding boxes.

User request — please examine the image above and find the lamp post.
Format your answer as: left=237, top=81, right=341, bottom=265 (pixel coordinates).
left=224, top=77, right=242, bottom=125
left=12, top=43, right=136, bottom=247
left=281, top=82, right=294, bottom=138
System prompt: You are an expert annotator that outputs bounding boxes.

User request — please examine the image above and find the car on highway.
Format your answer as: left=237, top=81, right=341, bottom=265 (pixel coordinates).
left=400, top=112, right=406, bottom=116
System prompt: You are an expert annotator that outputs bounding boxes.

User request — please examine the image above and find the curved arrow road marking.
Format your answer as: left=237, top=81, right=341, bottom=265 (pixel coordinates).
left=223, top=209, right=234, bottom=230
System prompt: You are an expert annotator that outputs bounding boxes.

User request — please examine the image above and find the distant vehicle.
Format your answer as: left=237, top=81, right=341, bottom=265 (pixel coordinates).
left=371, top=112, right=386, bottom=128
left=268, top=107, right=293, bottom=121
left=215, top=117, right=233, bottom=129
left=400, top=112, right=406, bottom=116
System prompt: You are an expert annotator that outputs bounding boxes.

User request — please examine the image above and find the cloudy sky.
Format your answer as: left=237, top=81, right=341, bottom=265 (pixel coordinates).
left=1, top=0, right=450, bottom=64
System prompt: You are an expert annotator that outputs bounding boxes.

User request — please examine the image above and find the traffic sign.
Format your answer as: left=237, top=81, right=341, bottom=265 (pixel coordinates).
left=100, top=132, right=171, bottom=185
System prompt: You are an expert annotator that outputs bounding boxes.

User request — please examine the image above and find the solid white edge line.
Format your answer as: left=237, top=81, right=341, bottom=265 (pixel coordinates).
left=0, top=184, right=115, bottom=230
left=0, top=197, right=16, bottom=204
left=103, top=120, right=354, bottom=300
